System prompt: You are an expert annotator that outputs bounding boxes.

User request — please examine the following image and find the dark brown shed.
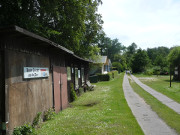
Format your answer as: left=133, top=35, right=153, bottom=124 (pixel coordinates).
left=0, top=26, right=91, bottom=135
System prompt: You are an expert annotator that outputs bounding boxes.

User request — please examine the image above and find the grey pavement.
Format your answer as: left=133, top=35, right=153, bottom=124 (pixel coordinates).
left=123, top=74, right=177, bottom=135
left=131, top=74, right=180, bottom=114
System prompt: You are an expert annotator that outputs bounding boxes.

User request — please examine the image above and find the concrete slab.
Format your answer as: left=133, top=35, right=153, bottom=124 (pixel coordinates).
left=123, top=74, right=177, bottom=135
left=131, top=75, right=180, bottom=114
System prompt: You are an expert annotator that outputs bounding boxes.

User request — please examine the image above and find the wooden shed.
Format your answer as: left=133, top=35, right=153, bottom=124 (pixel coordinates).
left=0, top=26, right=90, bottom=135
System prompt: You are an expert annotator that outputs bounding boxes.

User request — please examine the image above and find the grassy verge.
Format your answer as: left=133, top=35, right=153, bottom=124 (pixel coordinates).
left=36, top=74, right=144, bottom=135
left=134, top=74, right=180, bottom=103
left=129, top=76, right=180, bottom=134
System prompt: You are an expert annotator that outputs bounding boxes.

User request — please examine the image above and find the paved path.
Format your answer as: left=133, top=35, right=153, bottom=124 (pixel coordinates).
left=131, top=74, right=180, bottom=114
left=123, top=74, right=177, bottom=135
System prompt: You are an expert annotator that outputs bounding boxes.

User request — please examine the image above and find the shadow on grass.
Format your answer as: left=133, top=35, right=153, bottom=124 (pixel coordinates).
left=72, top=100, right=101, bottom=108
left=164, top=79, right=180, bottom=83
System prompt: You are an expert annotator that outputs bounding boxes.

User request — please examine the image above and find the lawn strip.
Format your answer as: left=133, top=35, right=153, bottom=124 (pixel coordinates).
left=134, top=74, right=180, bottom=103
left=129, top=77, right=180, bottom=134
left=36, top=74, right=144, bottom=135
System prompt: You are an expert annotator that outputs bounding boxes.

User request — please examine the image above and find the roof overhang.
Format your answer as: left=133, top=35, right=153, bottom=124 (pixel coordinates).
left=0, top=25, right=92, bottom=63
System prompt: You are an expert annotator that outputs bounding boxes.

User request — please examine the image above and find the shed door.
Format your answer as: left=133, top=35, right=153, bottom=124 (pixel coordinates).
left=60, top=67, right=68, bottom=110
left=53, top=66, right=68, bottom=113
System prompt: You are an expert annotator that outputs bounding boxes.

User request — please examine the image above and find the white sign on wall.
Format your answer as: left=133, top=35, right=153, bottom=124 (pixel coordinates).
left=24, top=67, right=49, bottom=79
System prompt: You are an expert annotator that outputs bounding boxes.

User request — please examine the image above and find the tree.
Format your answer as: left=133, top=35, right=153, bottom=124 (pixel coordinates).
left=124, top=42, right=137, bottom=68
left=147, top=46, right=170, bottom=65
left=0, top=0, right=103, bottom=59
left=154, top=55, right=168, bottom=71
left=131, top=49, right=149, bottom=73
left=113, top=54, right=127, bottom=71
left=112, top=62, right=122, bottom=73
left=97, top=35, right=125, bottom=62
left=168, top=46, right=180, bottom=80
left=126, top=42, right=137, bottom=55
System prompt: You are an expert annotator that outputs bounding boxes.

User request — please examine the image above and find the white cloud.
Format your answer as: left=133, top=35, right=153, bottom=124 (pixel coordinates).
left=98, top=0, right=180, bottom=49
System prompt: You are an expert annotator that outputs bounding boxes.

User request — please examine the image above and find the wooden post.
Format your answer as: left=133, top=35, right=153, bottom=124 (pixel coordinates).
left=170, top=65, right=172, bottom=88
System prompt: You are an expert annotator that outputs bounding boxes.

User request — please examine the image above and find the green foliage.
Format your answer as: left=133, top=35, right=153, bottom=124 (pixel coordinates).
left=131, top=49, right=149, bottom=73
left=89, top=75, right=98, bottom=83
left=70, top=83, right=77, bottom=102
left=112, top=62, right=123, bottom=73
left=147, top=46, right=170, bottom=65
left=168, top=46, right=180, bottom=67
left=0, top=0, right=103, bottom=59
left=96, top=73, right=110, bottom=81
left=32, top=112, right=42, bottom=128
left=78, top=87, right=84, bottom=95
left=111, top=70, right=118, bottom=78
left=13, top=124, right=36, bottom=135
left=153, top=66, right=161, bottom=76
left=107, top=71, right=118, bottom=79
left=44, top=108, right=56, bottom=121
left=97, top=35, right=125, bottom=61
left=144, top=69, right=153, bottom=75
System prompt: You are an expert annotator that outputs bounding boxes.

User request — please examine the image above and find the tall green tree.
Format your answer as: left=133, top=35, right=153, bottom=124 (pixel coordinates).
left=131, top=49, right=149, bottom=73
left=154, top=55, right=168, bottom=71
left=97, top=35, right=125, bottom=62
left=168, top=46, right=180, bottom=80
left=147, top=46, right=170, bottom=65
left=0, top=0, right=103, bottom=58
left=124, top=42, right=137, bottom=68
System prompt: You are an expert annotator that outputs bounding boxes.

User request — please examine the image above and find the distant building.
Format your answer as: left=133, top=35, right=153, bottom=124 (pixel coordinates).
left=89, top=56, right=112, bottom=75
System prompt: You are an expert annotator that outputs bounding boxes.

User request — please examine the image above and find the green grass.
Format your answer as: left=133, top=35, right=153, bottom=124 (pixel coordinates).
left=129, top=77, right=180, bottom=134
left=134, top=74, right=180, bottom=103
left=36, top=74, right=144, bottom=135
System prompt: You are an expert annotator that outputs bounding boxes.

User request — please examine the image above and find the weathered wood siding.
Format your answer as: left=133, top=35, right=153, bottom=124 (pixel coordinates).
left=0, top=50, right=5, bottom=134
left=5, top=50, right=53, bottom=133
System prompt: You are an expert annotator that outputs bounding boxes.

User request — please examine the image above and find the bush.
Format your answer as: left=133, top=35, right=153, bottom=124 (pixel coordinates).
left=96, top=73, right=110, bottom=81
left=32, top=112, right=42, bottom=128
left=153, top=66, right=161, bottom=76
left=70, top=83, right=77, bottom=102
left=89, top=75, right=98, bottom=83
left=79, top=87, right=84, bottom=95
left=44, top=108, right=56, bottom=121
left=13, top=124, right=36, bottom=135
left=110, top=70, right=118, bottom=78
left=144, top=68, right=153, bottom=75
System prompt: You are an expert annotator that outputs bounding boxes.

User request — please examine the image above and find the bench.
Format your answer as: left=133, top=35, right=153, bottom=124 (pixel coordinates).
left=86, top=81, right=95, bottom=91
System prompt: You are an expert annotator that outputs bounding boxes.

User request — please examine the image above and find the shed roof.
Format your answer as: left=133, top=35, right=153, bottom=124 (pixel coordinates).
left=0, top=25, right=91, bottom=63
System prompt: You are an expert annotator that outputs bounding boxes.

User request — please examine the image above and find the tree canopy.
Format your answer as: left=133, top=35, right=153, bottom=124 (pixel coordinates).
left=130, top=49, right=149, bottom=73
left=168, top=46, right=180, bottom=67
left=0, top=0, right=103, bottom=58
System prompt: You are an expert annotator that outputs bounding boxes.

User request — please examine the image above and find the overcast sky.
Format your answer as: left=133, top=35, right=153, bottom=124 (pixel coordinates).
left=98, top=0, right=180, bottom=49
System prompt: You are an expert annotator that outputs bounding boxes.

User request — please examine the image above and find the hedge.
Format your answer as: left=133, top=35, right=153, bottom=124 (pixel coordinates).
left=96, top=73, right=110, bottom=81
left=89, top=75, right=98, bottom=83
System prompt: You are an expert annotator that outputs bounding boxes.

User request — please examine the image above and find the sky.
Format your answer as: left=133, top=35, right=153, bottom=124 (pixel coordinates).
left=98, top=0, right=180, bottom=49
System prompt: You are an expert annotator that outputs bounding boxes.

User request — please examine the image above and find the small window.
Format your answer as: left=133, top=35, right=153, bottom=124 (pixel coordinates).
left=72, top=68, right=74, bottom=73
left=78, top=69, right=81, bottom=78
left=75, top=68, right=79, bottom=88
left=81, top=68, right=84, bottom=83
left=67, top=67, right=71, bottom=80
